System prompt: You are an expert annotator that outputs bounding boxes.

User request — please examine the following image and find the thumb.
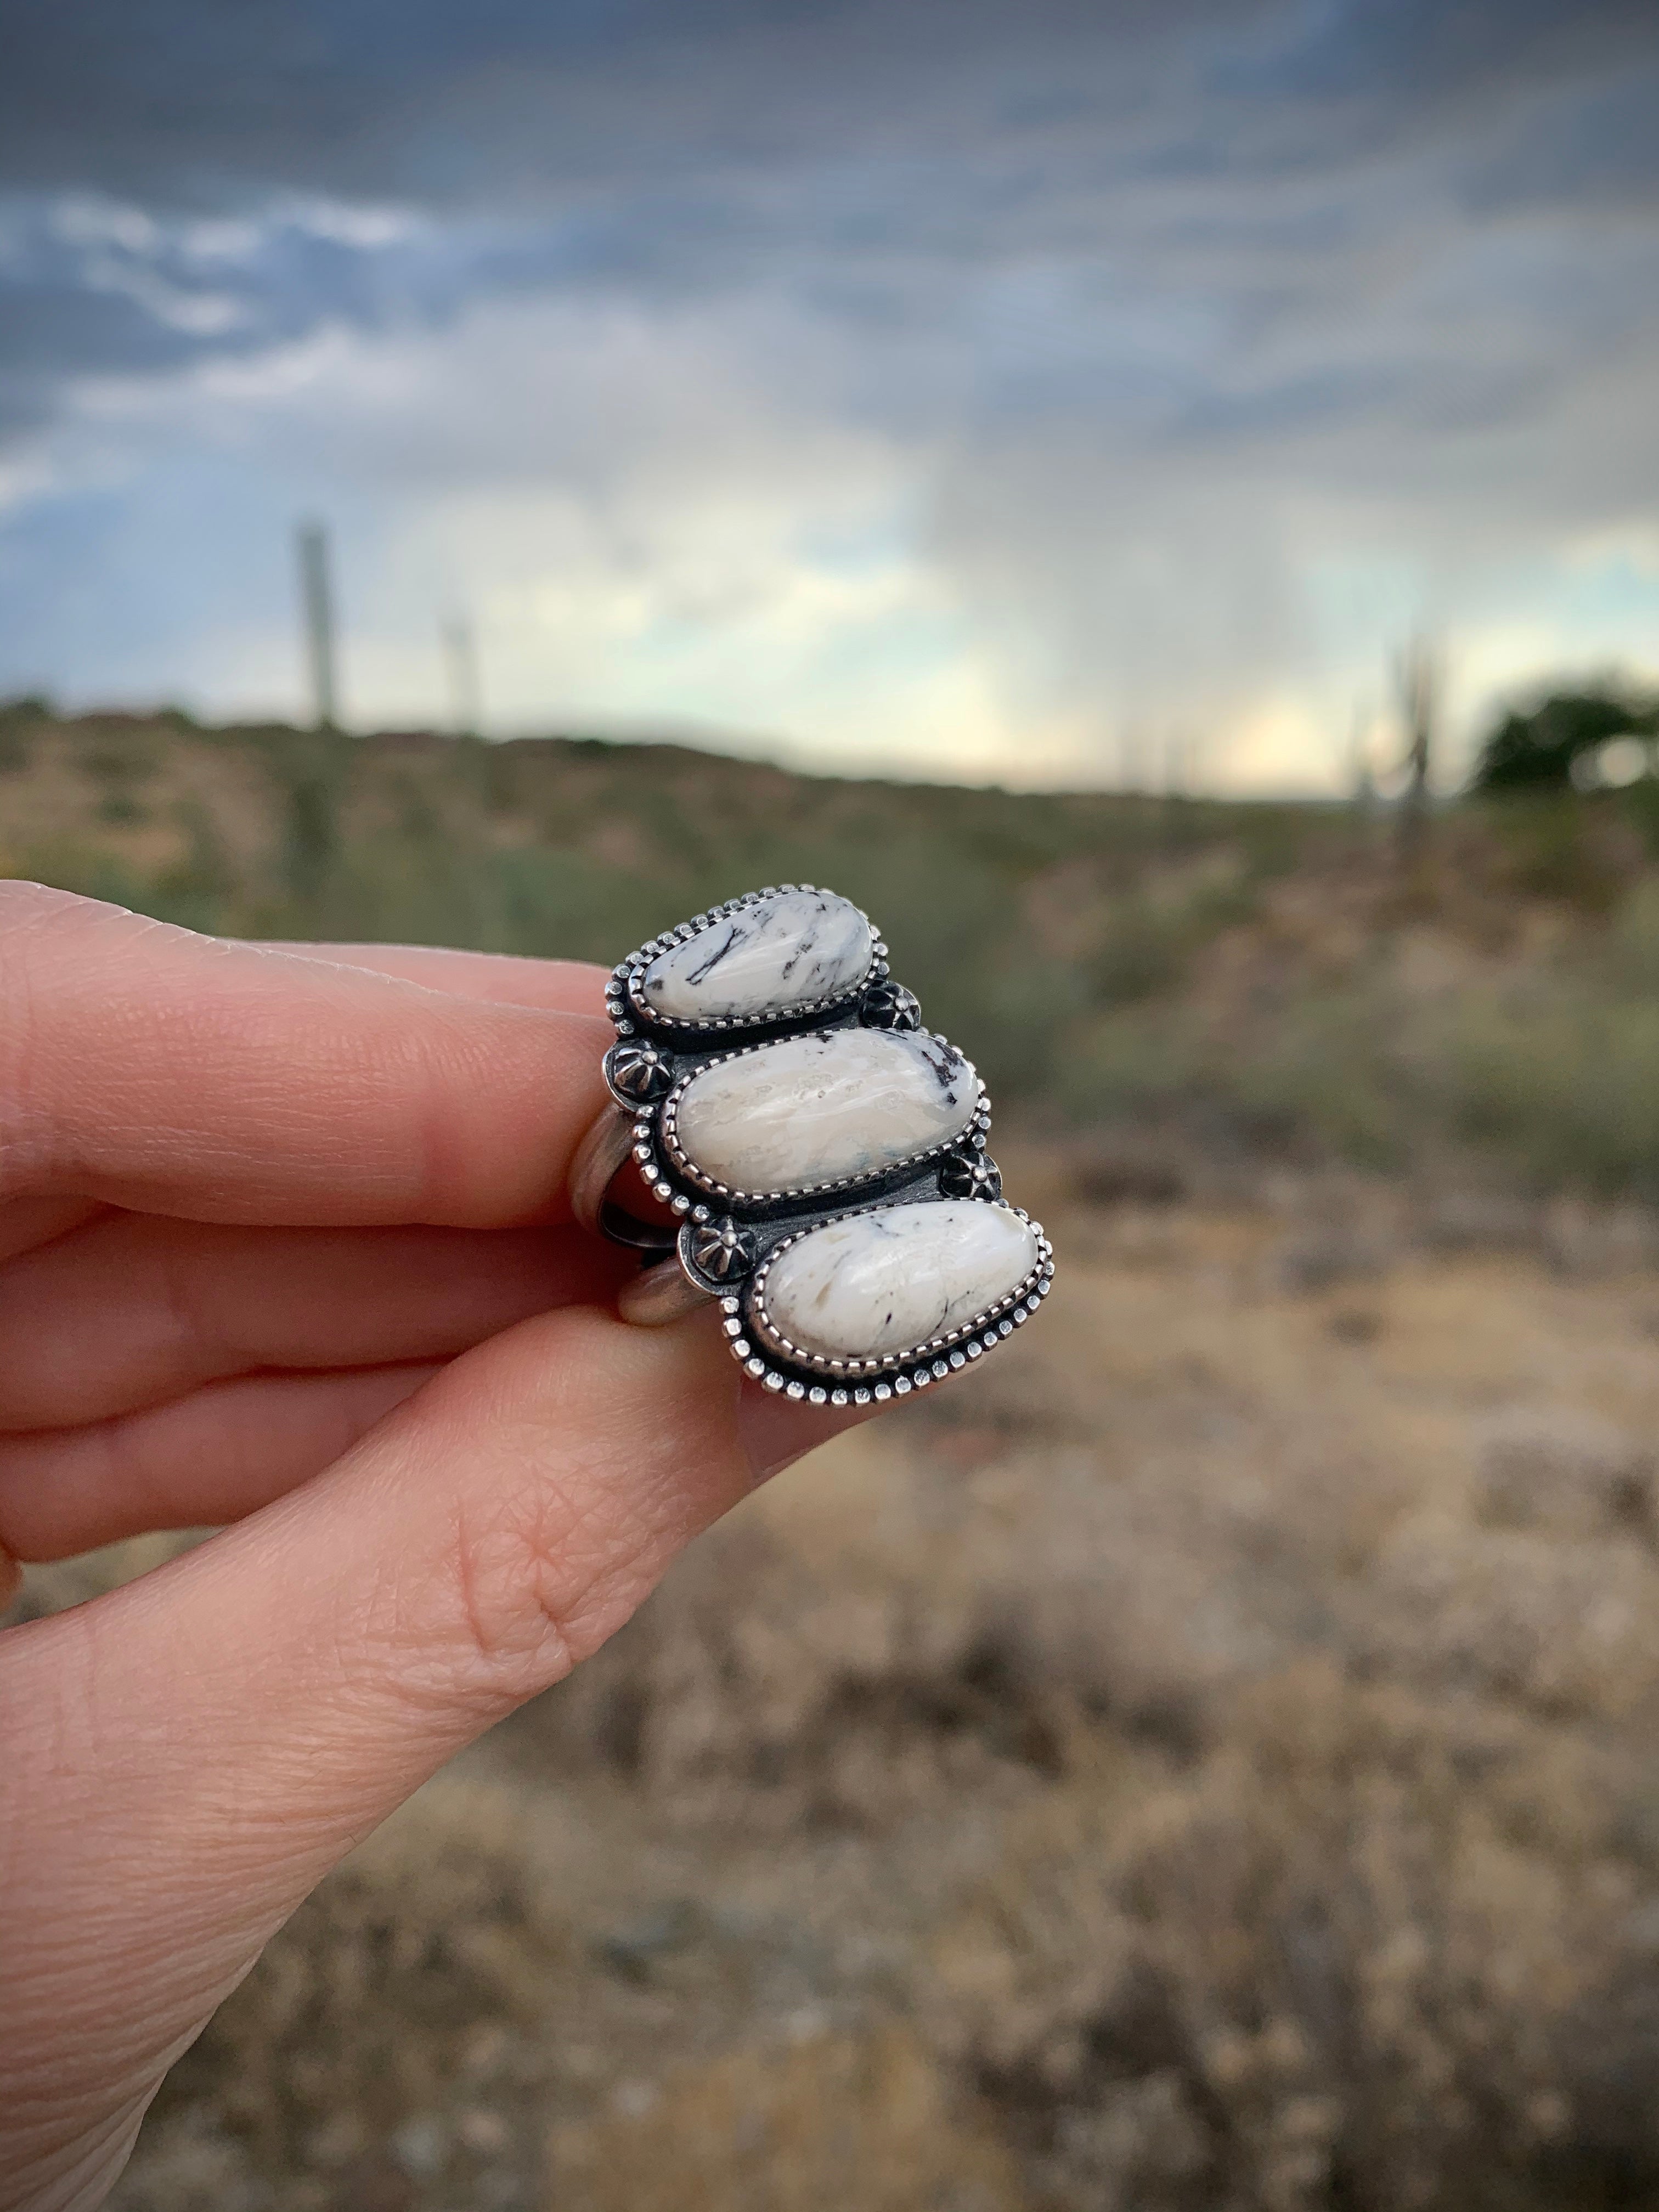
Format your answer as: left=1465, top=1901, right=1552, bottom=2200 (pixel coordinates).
left=0, top=1303, right=836, bottom=2211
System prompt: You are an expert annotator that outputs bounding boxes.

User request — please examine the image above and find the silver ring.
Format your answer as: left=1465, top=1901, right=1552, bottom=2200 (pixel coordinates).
left=573, top=883, right=1056, bottom=1395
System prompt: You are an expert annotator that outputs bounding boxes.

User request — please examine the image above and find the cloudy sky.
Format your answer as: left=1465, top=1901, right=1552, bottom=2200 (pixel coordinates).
left=2, top=0, right=1656, bottom=790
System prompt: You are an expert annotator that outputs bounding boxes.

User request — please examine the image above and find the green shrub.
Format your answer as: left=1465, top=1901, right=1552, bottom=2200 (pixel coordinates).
left=1441, top=989, right=1659, bottom=1197
left=19, top=710, right=1659, bottom=1201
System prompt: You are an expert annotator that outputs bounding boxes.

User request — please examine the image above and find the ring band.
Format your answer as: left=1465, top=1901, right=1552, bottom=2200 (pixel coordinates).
left=572, top=884, right=1055, bottom=1385
left=568, top=1108, right=710, bottom=1323
left=616, top=1256, right=713, bottom=1328
left=568, top=1105, right=672, bottom=1252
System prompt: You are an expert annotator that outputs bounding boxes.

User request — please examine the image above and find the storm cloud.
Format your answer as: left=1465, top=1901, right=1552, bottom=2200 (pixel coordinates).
left=2, top=0, right=1656, bottom=785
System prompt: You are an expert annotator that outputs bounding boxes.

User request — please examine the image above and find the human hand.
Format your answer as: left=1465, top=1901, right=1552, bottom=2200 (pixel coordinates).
left=0, top=885, right=857, bottom=2212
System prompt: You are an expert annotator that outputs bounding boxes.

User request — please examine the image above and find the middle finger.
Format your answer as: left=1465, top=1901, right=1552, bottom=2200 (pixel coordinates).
left=0, top=1210, right=633, bottom=1430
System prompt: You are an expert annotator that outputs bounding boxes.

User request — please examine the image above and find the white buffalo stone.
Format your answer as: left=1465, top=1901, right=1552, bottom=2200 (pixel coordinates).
left=759, top=1200, right=1039, bottom=1363
left=640, top=890, right=873, bottom=1024
left=673, top=1028, right=978, bottom=1194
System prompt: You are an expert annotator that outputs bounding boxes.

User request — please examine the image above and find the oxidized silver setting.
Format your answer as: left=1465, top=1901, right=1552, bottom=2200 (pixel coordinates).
left=573, top=882, right=1054, bottom=1392
left=607, top=884, right=885, bottom=1042
left=736, top=1203, right=1054, bottom=1393
left=635, top=1035, right=992, bottom=1212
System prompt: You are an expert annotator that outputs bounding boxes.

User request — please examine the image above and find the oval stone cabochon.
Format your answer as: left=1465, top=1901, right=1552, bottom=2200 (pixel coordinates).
left=639, top=889, right=873, bottom=1025
left=755, top=1199, right=1041, bottom=1364
left=672, top=1028, right=978, bottom=1197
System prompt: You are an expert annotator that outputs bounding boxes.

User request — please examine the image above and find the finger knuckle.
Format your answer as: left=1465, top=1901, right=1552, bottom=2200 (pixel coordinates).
left=0, top=879, right=121, bottom=943
left=0, top=883, right=110, bottom=1014
left=0, top=887, right=127, bottom=1186
left=426, top=1459, right=612, bottom=1711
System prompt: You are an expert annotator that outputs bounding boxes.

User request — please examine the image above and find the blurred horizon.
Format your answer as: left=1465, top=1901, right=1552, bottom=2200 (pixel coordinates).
left=2, top=1, right=1657, bottom=793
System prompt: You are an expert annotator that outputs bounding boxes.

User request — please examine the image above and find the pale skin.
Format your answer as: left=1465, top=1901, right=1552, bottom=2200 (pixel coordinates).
left=0, top=883, right=865, bottom=2212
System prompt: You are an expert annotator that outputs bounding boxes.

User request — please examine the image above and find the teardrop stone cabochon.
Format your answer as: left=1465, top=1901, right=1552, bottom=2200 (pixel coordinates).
left=670, top=1029, right=979, bottom=1197
left=754, top=1199, right=1042, bottom=1365
left=639, top=889, right=873, bottom=1025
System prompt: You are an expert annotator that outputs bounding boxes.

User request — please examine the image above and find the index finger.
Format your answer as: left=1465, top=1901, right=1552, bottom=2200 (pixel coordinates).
left=0, top=884, right=614, bottom=1226
left=249, top=940, right=610, bottom=1014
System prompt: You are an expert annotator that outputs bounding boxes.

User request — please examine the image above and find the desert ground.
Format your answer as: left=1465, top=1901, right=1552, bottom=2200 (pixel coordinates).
left=16, top=1135, right=1659, bottom=2211
left=9, top=705, right=1659, bottom=2207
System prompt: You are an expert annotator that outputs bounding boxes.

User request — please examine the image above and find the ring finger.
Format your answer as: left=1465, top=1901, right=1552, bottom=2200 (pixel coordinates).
left=0, top=1211, right=635, bottom=1430
left=0, top=1363, right=443, bottom=1564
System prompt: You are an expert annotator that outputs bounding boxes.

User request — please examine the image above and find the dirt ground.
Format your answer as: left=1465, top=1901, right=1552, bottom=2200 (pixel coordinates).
left=19, top=1143, right=1659, bottom=2211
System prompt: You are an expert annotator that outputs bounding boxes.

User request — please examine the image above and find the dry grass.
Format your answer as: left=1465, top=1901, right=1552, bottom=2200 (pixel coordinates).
left=13, top=704, right=1659, bottom=1182
left=12, top=709, right=1659, bottom=2204
left=12, top=1143, right=1658, bottom=2211
left=546, top=2026, right=1022, bottom=2212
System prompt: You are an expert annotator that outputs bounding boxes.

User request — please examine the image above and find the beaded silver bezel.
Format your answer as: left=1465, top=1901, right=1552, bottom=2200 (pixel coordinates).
left=699, top=1199, right=1056, bottom=1402
left=643, top=1033, right=991, bottom=1211
left=605, top=884, right=887, bottom=1043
